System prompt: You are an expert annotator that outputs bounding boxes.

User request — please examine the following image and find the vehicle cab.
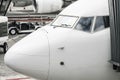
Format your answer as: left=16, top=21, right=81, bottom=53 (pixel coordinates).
left=0, top=16, right=8, bottom=53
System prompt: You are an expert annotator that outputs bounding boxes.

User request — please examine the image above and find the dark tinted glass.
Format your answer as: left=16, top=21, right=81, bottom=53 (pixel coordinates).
left=75, top=17, right=93, bottom=32
left=0, top=22, right=7, bottom=37
left=21, top=23, right=29, bottom=30
left=94, top=16, right=105, bottom=31
left=94, top=16, right=110, bottom=32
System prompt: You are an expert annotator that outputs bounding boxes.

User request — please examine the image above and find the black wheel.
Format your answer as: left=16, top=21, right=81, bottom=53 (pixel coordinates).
left=3, top=43, right=8, bottom=53
left=9, top=28, right=18, bottom=35
left=117, top=66, right=120, bottom=72
left=113, top=64, right=118, bottom=70
left=35, top=27, right=40, bottom=30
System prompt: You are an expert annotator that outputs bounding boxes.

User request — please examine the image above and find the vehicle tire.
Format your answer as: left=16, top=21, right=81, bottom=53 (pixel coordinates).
left=35, top=27, right=40, bottom=30
left=3, top=43, right=8, bottom=53
left=117, top=66, right=120, bottom=72
left=9, top=28, right=18, bottom=35
left=113, top=64, right=117, bottom=70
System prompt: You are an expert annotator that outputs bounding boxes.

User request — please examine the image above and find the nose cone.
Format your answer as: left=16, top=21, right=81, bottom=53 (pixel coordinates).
left=4, top=29, right=49, bottom=80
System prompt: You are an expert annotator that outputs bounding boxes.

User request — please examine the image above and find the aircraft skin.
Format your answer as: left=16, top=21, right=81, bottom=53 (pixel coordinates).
left=4, top=0, right=120, bottom=80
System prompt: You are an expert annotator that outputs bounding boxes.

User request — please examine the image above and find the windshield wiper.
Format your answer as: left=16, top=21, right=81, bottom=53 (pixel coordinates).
left=53, top=24, right=71, bottom=29
left=61, top=24, right=71, bottom=28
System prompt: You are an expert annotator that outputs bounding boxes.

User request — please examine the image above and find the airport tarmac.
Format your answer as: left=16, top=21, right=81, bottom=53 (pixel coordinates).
left=0, top=34, right=37, bottom=80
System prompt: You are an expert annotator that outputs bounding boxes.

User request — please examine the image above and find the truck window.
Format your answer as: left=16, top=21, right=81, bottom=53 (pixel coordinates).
left=21, top=23, right=29, bottom=30
left=75, top=17, right=94, bottom=32
left=0, top=22, right=7, bottom=37
left=94, top=16, right=109, bottom=32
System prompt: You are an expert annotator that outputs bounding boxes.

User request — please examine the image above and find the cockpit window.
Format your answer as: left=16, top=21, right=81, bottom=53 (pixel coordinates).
left=75, top=17, right=94, bottom=32
left=94, top=16, right=109, bottom=32
left=51, top=15, right=78, bottom=28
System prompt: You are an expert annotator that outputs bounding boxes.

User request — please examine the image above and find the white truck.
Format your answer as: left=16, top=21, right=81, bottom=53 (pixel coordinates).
left=8, top=22, right=41, bottom=35
left=0, top=16, right=8, bottom=53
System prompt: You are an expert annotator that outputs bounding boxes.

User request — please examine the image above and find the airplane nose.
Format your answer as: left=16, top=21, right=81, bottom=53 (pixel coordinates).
left=4, top=29, right=50, bottom=80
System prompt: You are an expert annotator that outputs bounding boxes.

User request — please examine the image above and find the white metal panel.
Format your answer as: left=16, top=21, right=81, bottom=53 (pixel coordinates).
left=36, top=0, right=63, bottom=13
left=48, top=27, right=116, bottom=80
left=0, top=16, right=8, bottom=23
left=5, top=29, right=50, bottom=80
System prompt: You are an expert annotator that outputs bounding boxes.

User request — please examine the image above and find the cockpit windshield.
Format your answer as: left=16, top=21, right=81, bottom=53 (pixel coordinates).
left=75, top=17, right=94, bottom=32
left=52, top=15, right=78, bottom=28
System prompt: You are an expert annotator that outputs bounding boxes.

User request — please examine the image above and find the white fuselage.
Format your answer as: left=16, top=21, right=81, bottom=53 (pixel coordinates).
left=4, top=0, right=120, bottom=80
